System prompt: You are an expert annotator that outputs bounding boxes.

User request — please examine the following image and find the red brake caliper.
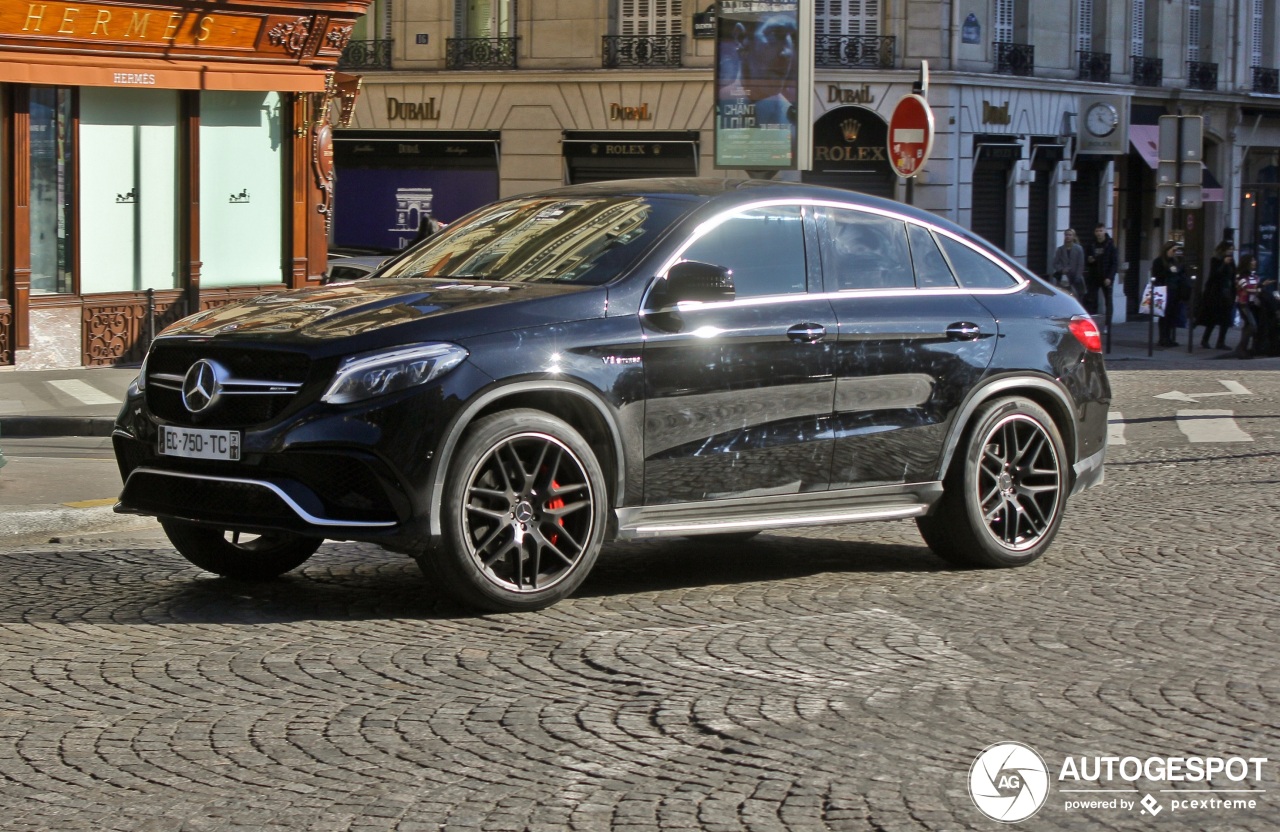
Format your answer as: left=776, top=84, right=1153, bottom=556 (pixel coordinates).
left=546, top=480, right=565, bottom=546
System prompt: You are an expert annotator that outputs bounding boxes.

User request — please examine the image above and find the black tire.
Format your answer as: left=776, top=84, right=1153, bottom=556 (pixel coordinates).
left=419, top=409, right=609, bottom=612
left=160, top=519, right=321, bottom=580
left=917, top=396, right=1068, bottom=568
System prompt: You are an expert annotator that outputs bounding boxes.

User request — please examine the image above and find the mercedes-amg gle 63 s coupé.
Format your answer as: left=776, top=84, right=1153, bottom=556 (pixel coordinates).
left=113, top=179, right=1110, bottom=612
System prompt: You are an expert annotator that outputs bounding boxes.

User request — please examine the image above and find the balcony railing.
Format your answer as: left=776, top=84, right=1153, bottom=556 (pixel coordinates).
left=1132, top=55, right=1162, bottom=87
left=1077, top=50, right=1111, bottom=83
left=994, top=42, right=1034, bottom=76
left=445, top=37, right=518, bottom=70
left=814, top=35, right=895, bottom=69
left=1254, top=66, right=1280, bottom=94
left=1188, top=61, right=1218, bottom=91
left=601, top=35, right=683, bottom=68
left=337, top=39, right=393, bottom=70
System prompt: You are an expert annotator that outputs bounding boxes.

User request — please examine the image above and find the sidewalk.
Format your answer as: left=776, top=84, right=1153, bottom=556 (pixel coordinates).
left=0, top=318, right=1276, bottom=441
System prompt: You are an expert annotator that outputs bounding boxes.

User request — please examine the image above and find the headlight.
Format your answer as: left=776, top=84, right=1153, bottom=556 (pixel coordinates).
left=322, top=343, right=468, bottom=404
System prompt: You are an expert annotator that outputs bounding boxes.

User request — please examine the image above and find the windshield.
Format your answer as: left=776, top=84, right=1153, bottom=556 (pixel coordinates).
left=378, top=194, right=694, bottom=285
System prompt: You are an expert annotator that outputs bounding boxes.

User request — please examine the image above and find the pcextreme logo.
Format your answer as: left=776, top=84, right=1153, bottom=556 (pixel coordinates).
left=968, top=742, right=1270, bottom=823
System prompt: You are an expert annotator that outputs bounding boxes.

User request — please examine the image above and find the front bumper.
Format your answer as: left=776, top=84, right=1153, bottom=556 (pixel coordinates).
left=112, top=364, right=489, bottom=550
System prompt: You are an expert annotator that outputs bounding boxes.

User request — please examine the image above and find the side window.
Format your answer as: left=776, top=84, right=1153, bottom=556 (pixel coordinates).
left=937, top=234, right=1020, bottom=289
left=907, top=224, right=958, bottom=288
left=682, top=205, right=807, bottom=297
left=819, top=208, right=913, bottom=291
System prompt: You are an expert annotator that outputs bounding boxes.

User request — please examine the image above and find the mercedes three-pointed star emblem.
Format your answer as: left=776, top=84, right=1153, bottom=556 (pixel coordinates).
left=181, top=359, right=225, bottom=414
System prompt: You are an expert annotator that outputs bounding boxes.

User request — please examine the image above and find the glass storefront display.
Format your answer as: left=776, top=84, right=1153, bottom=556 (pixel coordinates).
left=1241, top=149, right=1279, bottom=283
left=29, top=86, right=74, bottom=295
left=200, top=91, right=285, bottom=287
left=79, top=88, right=181, bottom=294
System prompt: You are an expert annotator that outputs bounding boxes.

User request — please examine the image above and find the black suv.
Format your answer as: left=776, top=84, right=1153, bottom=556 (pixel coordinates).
left=114, top=179, right=1110, bottom=611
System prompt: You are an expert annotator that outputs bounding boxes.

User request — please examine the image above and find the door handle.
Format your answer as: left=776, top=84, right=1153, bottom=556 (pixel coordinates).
left=945, top=322, right=983, bottom=340
left=787, top=323, right=827, bottom=343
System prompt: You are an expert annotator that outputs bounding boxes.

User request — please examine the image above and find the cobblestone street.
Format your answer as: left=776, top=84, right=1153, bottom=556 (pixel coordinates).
left=0, top=368, right=1277, bottom=831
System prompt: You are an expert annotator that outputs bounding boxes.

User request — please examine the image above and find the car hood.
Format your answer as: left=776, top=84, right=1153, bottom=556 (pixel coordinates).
left=162, top=278, right=600, bottom=341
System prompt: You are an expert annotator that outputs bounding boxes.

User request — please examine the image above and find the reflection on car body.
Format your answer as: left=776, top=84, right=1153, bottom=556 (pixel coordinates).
left=113, top=178, right=1110, bottom=612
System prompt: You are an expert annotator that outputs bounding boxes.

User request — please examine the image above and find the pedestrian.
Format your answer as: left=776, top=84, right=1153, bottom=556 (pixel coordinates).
left=1051, top=228, right=1086, bottom=302
left=1198, top=240, right=1236, bottom=350
left=1082, top=223, right=1118, bottom=321
left=408, top=211, right=443, bottom=248
left=1151, top=241, right=1184, bottom=347
left=1259, top=267, right=1279, bottom=356
left=1234, top=254, right=1261, bottom=358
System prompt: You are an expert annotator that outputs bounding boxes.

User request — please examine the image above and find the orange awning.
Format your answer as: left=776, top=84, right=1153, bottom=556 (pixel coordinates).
left=0, top=51, right=329, bottom=92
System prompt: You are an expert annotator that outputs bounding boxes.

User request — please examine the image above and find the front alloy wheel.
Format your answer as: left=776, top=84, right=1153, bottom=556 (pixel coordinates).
left=917, top=397, right=1067, bottom=567
left=423, top=409, right=607, bottom=611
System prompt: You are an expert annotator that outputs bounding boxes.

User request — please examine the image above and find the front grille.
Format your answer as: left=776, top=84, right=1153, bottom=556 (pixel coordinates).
left=146, top=344, right=313, bottom=427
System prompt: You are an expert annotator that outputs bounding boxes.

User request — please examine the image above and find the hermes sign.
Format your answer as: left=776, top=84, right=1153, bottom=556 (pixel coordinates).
left=3, top=2, right=260, bottom=49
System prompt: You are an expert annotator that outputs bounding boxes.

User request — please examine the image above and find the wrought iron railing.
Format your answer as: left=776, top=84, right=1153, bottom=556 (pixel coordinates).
left=337, top=39, right=393, bottom=70
left=1188, top=61, right=1218, bottom=91
left=601, top=35, right=683, bottom=68
left=814, top=35, right=895, bottom=69
left=445, top=37, right=518, bottom=70
left=994, top=41, right=1034, bottom=76
left=1254, top=66, right=1280, bottom=94
left=1077, top=50, right=1111, bottom=83
left=1132, top=55, right=1163, bottom=87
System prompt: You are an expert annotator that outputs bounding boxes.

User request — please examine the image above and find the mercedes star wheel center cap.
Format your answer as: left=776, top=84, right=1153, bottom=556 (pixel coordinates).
left=181, top=359, right=225, bottom=414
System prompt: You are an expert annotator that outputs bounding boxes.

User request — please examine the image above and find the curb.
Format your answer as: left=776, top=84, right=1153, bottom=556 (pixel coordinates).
left=0, top=504, right=159, bottom=543
left=0, top=416, right=117, bottom=438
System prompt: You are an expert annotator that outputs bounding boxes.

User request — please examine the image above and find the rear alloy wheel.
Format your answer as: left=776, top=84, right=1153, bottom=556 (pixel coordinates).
left=160, top=519, right=321, bottom=580
left=917, top=397, right=1067, bottom=568
left=422, top=409, right=608, bottom=612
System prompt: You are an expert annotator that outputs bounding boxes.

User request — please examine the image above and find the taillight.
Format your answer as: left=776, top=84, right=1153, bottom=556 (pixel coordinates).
left=1069, top=315, right=1103, bottom=353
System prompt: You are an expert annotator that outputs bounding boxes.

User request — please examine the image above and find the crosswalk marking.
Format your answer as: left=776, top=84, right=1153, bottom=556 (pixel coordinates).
left=48, top=379, right=120, bottom=406
left=1176, top=409, right=1252, bottom=443
left=1107, top=411, right=1127, bottom=446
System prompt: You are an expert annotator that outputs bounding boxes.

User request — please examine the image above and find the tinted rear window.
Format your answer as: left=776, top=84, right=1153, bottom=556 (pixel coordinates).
left=937, top=235, right=1019, bottom=289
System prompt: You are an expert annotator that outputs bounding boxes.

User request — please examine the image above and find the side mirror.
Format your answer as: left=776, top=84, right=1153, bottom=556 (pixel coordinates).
left=651, top=260, right=735, bottom=310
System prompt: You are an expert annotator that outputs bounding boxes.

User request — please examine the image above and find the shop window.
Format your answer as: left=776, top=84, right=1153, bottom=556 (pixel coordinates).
left=199, top=91, right=285, bottom=287
left=29, top=87, right=74, bottom=295
left=79, top=88, right=180, bottom=294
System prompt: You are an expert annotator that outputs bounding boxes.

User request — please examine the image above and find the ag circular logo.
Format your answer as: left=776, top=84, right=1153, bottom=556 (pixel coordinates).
left=969, top=741, right=1050, bottom=823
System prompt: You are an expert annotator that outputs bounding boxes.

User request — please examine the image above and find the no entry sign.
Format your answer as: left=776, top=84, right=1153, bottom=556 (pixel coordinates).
left=888, top=93, right=935, bottom=178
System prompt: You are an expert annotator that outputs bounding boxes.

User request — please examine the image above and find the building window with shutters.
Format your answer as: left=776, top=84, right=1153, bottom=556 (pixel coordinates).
left=813, top=0, right=893, bottom=68
left=617, top=0, right=683, bottom=36
left=605, top=0, right=683, bottom=68
left=992, top=0, right=1033, bottom=75
left=465, top=0, right=515, bottom=37
left=448, top=0, right=518, bottom=69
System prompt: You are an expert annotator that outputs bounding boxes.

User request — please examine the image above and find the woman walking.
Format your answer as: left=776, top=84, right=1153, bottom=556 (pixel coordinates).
left=1199, top=241, right=1236, bottom=350
left=1234, top=254, right=1262, bottom=358
left=1151, top=241, right=1184, bottom=347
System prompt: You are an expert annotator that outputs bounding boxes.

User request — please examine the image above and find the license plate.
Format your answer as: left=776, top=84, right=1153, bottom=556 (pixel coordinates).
left=158, top=425, right=241, bottom=461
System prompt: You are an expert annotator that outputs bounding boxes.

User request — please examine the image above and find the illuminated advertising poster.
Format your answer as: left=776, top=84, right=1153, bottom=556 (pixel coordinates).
left=714, top=1, right=798, bottom=170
